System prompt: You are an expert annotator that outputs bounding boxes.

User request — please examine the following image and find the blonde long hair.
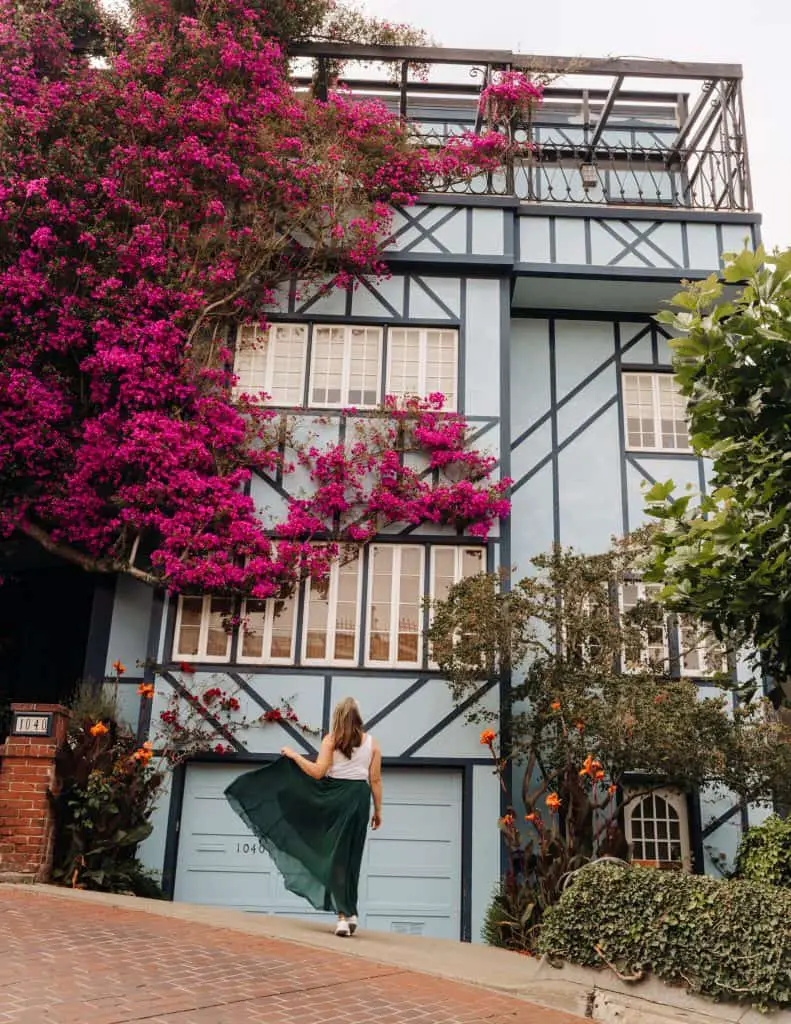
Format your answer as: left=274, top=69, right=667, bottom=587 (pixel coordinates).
left=331, top=697, right=364, bottom=759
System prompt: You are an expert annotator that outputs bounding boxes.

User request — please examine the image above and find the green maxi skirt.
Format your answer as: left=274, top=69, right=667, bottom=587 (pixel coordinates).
left=224, top=758, right=371, bottom=918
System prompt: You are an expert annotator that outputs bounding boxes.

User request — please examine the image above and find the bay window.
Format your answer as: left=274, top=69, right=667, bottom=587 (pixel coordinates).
left=309, top=325, right=383, bottom=408
left=623, top=372, right=690, bottom=452
left=173, top=596, right=233, bottom=662
left=303, top=550, right=362, bottom=664
left=233, top=323, right=308, bottom=405
left=387, top=327, right=459, bottom=409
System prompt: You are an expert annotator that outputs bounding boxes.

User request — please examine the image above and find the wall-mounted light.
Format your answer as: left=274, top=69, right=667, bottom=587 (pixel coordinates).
left=580, top=162, right=598, bottom=190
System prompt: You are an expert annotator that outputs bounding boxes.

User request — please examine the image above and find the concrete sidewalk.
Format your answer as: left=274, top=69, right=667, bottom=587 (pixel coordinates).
left=1, top=884, right=786, bottom=1024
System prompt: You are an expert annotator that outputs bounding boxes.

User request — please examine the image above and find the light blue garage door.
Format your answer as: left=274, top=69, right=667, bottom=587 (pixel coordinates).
left=173, top=763, right=463, bottom=939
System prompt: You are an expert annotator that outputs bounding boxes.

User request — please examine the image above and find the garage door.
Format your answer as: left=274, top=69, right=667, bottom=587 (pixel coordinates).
left=173, top=763, right=462, bottom=939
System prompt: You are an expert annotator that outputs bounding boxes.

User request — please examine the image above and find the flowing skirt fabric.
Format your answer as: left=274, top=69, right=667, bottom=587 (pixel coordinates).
left=224, top=758, right=370, bottom=917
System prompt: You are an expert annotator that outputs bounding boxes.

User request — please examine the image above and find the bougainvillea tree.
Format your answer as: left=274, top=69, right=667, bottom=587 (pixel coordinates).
left=0, top=0, right=524, bottom=599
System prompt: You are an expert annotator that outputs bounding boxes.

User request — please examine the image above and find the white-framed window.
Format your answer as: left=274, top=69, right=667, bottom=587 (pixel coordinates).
left=303, top=549, right=362, bottom=665
left=309, top=325, right=383, bottom=408
left=429, top=546, right=486, bottom=667
left=173, top=596, right=233, bottom=662
left=366, top=545, right=424, bottom=667
left=679, top=615, right=729, bottom=678
left=233, top=322, right=308, bottom=406
left=620, top=581, right=669, bottom=671
left=387, top=328, right=459, bottom=410
left=623, top=372, right=690, bottom=452
left=238, top=594, right=297, bottom=664
left=624, top=787, right=691, bottom=870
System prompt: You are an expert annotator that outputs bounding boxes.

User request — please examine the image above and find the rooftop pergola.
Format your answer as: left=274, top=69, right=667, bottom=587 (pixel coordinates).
left=290, top=44, right=752, bottom=211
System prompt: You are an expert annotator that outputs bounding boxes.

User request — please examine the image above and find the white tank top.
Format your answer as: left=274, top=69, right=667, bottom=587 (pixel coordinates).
left=327, top=733, right=374, bottom=780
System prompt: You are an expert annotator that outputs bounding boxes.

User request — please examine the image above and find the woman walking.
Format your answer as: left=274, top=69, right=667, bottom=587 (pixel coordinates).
left=224, top=697, right=382, bottom=937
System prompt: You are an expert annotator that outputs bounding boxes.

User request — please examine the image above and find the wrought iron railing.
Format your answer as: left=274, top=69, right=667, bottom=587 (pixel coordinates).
left=291, top=44, right=754, bottom=213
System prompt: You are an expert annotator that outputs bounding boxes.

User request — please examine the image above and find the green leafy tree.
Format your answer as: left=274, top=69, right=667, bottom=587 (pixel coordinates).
left=646, top=248, right=791, bottom=700
left=429, top=532, right=791, bottom=949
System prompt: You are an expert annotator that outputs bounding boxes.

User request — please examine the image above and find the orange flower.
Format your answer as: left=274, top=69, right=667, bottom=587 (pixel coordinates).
left=132, top=741, right=154, bottom=764
left=579, top=754, right=603, bottom=778
left=593, top=770, right=605, bottom=782
left=89, top=721, right=109, bottom=737
left=111, top=660, right=126, bottom=676
left=550, top=700, right=561, bottom=711
left=480, top=729, right=496, bottom=746
left=545, top=792, right=562, bottom=814
left=524, top=812, right=539, bottom=824
left=499, top=813, right=515, bottom=828
left=607, top=784, right=618, bottom=796
left=137, top=683, right=155, bottom=699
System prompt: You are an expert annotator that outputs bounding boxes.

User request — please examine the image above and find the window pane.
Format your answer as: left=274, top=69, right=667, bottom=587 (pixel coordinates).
left=461, top=547, right=484, bottom=578
left=269, top=325, right=307, bottom=406
left=425, top=330, right=458, bottom=409
left=311, top=327, right=345, bottom=406
left=388, top=328, right=421, bottom=398
left=177, top=597, right=203, bottom=656
left=241, top=599, right=268, bottom=659
left=432, top=548, right=455, bottom=602
left=396, top=548, right=421, bottom=664
left=624, top=373, right=657, bottom=450
left=233, top=325, right=270, bottom=396
left=334, top=553, right=359, bottom=660
left=368, top=547, right=393, bottom=661
left=348, top=328, right=382, bottom=408
left=206, top=598, right=232, bottom=657
left=306, top=576, right=330, bottom=659
left=269, top=597, right=295, bottom=659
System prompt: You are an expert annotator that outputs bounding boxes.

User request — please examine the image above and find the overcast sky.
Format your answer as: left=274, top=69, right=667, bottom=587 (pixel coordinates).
left=362, top=0, right=788, bottom=250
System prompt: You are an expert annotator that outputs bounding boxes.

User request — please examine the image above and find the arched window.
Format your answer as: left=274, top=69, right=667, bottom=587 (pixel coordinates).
left=625, top=788, right=691, bottom=870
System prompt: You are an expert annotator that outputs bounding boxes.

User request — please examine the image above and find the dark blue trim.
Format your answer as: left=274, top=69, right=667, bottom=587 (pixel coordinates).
left=461, top=763, right=474, bottom=942
left=365, top=677, right=430, bottom=731
left=177, top=751, right=493, bottom=768
left=226, top=671, right=317, bottom=754
left=401, top=680, right=498, bottom=757
left=322, top=675, right=332, bottom=735
left=498, top=275, right=512, bottom=847
left=412, top=274, right=458, bottom=321
left=513, top=262, right=716, bottom=283
left=162, top=671, right=246, bottom=753
left=458, top=277, right=467, bottom=414
left=161, top=762, right=186, bottom=900
left=357, top=544, right=370, bottom=665
left=614, top=324, right=630, bottom=535
left=515, top=204, right=761, bottom=225
left=701, top=800, right=743, bottom=840
left=548, top=321, right=560, bottom=546
left=688, top=790, right=705, bottom=874
left=82, top=574, right=116, bottom=686
left=465, top=207, right=473, bottom=255
left=511, top=309, right=655, bottom=323
left=138, top=589, right=165, bottom=743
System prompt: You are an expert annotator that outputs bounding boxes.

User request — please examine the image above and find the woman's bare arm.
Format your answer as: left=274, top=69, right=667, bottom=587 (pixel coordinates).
left=281, top=735, right=334, bottom=779
left=369, top=740, right=383, bottom=829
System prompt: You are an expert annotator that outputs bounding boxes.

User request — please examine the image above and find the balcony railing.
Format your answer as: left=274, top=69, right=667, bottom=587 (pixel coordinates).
left=291, top=44, right=753, bottom=213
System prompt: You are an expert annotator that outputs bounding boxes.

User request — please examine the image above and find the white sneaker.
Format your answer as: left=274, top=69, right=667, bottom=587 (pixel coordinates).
left=348, top=915, right=358, bottom=935
left=335, top=919, right=351, bottom=938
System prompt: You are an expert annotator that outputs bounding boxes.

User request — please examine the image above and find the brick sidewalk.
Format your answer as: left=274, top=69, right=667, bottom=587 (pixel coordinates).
left=0, top=888, right=585, bottom=1024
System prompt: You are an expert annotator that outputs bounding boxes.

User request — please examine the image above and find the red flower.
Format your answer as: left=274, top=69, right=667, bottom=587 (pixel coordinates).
left=111, top=660, right=126, bottom=676
left=179, top=662, right=195, bottom=674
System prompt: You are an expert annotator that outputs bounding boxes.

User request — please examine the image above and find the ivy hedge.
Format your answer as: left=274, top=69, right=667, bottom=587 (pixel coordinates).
left=537, top=863, right=791, bottom=1010
left=737, top=815, right=791, bottom=888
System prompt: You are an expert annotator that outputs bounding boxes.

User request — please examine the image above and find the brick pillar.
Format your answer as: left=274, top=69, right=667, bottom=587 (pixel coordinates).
left=0, top=703, right=69, bottom=883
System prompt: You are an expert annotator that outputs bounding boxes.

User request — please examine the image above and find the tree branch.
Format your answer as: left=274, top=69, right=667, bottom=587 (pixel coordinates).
left=20, top=521, right=159, bottom=587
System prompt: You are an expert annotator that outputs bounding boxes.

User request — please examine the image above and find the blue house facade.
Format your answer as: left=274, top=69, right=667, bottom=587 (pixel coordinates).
left=96, top=46, right=761, bottom=941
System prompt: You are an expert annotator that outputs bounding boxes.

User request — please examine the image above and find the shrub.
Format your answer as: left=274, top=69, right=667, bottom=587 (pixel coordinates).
left=737, top=815, right=791, bottom=888
left=537, top=862, right=791, bottom=1010
left=50, top=709, right=164, bottom=895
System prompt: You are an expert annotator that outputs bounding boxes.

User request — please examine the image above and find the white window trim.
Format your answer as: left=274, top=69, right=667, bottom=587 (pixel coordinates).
left=624, top=786, right=692, bottom=871
left=301, top=553, right=363, bottom=667
left=385, top=327, right=459, bottom=411
left=237, top=594, right=297, bottom=666
left=308, top=324, right=384, bottom=410
left=365, top=544, right=425, bottom=669
left=172, top=595, right=232, bottom=663
left=622, top=371, right=691, bottom=454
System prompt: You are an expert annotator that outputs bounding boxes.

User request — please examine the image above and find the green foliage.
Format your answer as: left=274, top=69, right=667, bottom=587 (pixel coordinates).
left=737, top=815, right=791, bottom=888
left=647, top=247, right=791, bottom=695
left=50, top=713, right=164, bottom=895
left=538, top=862, right=791, bottom=1010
